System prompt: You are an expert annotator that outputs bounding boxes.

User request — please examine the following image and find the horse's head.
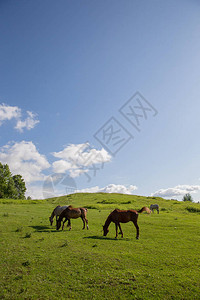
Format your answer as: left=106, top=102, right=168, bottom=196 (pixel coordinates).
left=103, top=225, right=109, bottom=236
left=49, top=216, right=53, bottom=226
left=56, top=219, right=61, bottom=230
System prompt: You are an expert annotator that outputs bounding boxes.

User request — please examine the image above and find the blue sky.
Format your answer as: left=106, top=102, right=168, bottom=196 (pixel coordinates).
left=1, top=0, right=200, bottom=201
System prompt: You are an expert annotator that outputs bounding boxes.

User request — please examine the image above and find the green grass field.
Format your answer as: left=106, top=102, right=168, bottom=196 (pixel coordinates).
left=0, top=193, right=200, bottom=299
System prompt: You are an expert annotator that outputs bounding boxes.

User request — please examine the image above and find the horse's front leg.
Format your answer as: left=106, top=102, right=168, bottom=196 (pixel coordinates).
left=115, top=223, right=118, bottom=238
left=62, top=218, right=68, bottom=231
left=118, top=223, right=123, bottom=238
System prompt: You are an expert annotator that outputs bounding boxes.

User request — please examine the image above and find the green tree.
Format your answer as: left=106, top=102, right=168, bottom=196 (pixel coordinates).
left=7, top=177, right=18, bottom=199
left=0, top=162, right=26, bottom=199
left=0, top=163, right=12, bottom=198
left=182, top=193, right=193, bottom=202
left=12, top=175, right=26, bottom=199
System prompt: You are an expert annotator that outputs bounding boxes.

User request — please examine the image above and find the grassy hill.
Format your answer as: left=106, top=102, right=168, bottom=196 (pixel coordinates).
left=0, top=193, right=199, bottom=299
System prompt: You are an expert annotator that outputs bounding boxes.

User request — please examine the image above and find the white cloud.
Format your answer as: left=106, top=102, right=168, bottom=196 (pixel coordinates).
left=26, top=183, right=44, bottom=199
left=15, top=111, right=39, bottom=132
left=77, top=184, right=138, bottom=194
left=0, top=103, right=39, bottom=132
left=51, top=160, right=73, bottom=173
left=151, top=184, right=200, bottom=198
left=52, top=143, right=111, bottom=177
left=0, top=103, right=21, bottom=125
left=0, top=141, right=50, bottom=184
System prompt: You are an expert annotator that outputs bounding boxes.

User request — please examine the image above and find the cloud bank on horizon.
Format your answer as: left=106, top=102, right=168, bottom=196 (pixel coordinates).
left=152, top=185, right=200, bottom=198
left=76, top=184, right=137, bottom=194
left=42, top=180, right=138, bottom=200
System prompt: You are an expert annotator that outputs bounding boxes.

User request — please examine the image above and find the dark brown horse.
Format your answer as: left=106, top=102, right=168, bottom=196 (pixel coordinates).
left=56, top=206, right=89, bottom=231
left=103, top=207, right=151, bottom=239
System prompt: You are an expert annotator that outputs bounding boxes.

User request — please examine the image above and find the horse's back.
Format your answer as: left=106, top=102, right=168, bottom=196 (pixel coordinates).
left=63, top=207, right=87, bottom=218
left=55, top=205, right=69, bottom=215
left=111, top=209, right=138, bottom=223
left=53, top=205, right=60, bottom=211
left=150, top=204, right=159, bottom=210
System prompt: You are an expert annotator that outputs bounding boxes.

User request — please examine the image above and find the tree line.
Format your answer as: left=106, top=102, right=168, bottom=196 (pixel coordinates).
left=0, top=162, right=26, bottom=199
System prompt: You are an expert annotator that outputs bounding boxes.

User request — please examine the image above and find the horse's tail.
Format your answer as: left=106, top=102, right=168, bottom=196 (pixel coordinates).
left=137, top=207, right=151, bottom=214
left=80, top=208, right=87, bottom=215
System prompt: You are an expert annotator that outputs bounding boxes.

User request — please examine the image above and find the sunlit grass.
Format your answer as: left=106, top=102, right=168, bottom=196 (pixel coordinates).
left=0, top=193, right=199, bottom=299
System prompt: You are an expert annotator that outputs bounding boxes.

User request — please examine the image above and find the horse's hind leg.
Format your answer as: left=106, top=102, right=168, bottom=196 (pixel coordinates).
left=67, top=219, right=72, bottom=230
left=133, top=220, right=139, bottom=239
left=81, top=216, right=85, bottom=230
left=85, top=217, right=89, bottom=230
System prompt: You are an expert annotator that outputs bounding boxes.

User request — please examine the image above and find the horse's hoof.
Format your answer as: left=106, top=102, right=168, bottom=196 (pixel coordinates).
left=136, top=237, right=139, bottom=240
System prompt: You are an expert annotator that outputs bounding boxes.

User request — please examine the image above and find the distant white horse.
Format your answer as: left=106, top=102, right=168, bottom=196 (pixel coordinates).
left=150, top=204, right=159, bottom=214
left=49, top=205, right=69, bottom=225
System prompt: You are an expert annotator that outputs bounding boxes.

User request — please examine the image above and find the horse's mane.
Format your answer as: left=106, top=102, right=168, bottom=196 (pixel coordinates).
left=50, top=205, right=61, bottom=218
left=53, top=205, right=61, bottom=211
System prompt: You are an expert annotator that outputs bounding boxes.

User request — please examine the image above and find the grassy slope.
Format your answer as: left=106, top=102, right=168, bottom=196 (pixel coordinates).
left=0, top=193, right=200, bottom=299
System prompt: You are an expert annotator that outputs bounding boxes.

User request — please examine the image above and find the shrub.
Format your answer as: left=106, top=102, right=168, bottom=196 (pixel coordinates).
left=24, top=232, right=31, bottom=238
left=185, top=207, right=200, bottom=213
left=22, top=260, right=30, bottom=267
left=16, top=227, right=23, bottom=232
left=161, top=208, right=167, bottom=211
left=183, top=193, right=193, bottom=202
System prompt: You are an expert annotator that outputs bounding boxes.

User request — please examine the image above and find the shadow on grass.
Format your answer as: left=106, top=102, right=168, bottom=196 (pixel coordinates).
left=29, top=225, right=66, bottom=233
left=29, top=225, right=50, bottom=231
left=83, top=235, right=130, bottom=241
left=28, top=225, right=58, bottom=233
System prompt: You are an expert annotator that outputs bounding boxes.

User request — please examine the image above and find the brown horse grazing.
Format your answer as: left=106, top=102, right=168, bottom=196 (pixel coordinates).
left=103, top=207, right=151, bottom=239
left=56, top=206, right=89, bottom=231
